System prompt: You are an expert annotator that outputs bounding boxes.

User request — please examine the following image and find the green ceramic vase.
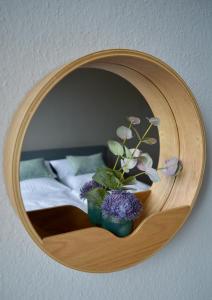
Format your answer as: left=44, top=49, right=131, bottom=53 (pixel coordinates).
left=102, top=215, right=133, bottom=237
left=87, top=201, right=102, bottom=226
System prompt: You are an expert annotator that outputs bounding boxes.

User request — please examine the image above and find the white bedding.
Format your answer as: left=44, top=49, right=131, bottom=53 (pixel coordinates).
left=21, top=174, right=149, bottom=212
left=20, top=177, right=87, bottom=212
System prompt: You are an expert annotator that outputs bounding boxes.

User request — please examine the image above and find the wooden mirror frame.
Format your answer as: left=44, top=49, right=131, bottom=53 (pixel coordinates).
left=4, top=49, right=206, bottom=272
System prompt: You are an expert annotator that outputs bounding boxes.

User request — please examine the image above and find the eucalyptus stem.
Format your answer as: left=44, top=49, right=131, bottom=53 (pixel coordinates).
left=113, top=122, right=132, bottom=170
left=121, top=123, right=150, bottom=176
left=141, top=123, right=153, bottom=141
left=113, top=154, right=121, bottom=170
left=116, top=122, right=153, bottom=178
left=121, top=170, right=125, bottom=179
left=132, top=126, right=142, bottom=142
left=132, top=140, right=142, bottom=154
left=157, top=163, right=177, bottom=171
left=129, top=123, right=153, bottom=178
left=135, top=171, right=145, bottom=177
left=131, top=123, right=152, bottom=157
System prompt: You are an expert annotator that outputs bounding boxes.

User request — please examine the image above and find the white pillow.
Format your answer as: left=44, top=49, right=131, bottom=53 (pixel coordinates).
left=49, top=159, right=75, bottom=181
left=62, top=173, right=94, bottom=191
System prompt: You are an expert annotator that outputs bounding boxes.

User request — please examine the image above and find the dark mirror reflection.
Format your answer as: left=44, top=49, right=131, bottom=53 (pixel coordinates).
left=19, top=68, right=159, bottom=237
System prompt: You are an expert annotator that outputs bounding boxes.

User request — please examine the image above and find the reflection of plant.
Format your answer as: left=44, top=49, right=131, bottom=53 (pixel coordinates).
left=80, top=116, right=183, bottom=221
left=109, top=116, right=160, bottom=182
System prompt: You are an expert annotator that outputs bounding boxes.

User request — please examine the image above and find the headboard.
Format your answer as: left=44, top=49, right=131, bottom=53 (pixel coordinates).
left=21, top=145, right=151, bottom=185
left=21, top=145, right=108, bottom=163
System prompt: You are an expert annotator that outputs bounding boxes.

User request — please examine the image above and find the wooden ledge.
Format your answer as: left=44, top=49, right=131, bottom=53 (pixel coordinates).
left=43, top=205, right=191, bottom=273
left=27, top=190, right=151, bottom=239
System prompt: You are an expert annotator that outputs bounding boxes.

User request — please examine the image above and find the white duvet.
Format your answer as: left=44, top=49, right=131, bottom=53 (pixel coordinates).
left=21, top=174, right=149, bottom=212
left=20, top=177, right=87, bottom=212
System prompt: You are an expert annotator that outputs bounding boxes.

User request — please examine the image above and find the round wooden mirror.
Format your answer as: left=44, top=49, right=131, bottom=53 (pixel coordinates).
left=4, top=49, right=206, bottom=272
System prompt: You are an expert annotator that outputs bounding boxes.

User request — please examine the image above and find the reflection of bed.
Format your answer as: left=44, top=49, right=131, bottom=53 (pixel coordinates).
left=20, top=146, right=106, bottom=212
left=20, top=177, right=88, bottom=212
left=21, top=145, right=108, bottom=162
left=20, top=146, right=149, bottom=212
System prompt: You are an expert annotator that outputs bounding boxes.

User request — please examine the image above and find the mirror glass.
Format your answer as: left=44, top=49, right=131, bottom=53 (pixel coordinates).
left=19, top=68, right=159, bottom=238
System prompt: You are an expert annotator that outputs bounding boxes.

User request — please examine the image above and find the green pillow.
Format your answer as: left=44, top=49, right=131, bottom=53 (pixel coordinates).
left=20, top=158, right=54, bottom=181
left=66, top=153, right=106, bottom=175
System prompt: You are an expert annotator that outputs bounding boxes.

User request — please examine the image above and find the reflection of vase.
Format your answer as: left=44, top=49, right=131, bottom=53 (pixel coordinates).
left=87, top=201, right=102, bottom=226
left=102, top=215, right=133, bottom=237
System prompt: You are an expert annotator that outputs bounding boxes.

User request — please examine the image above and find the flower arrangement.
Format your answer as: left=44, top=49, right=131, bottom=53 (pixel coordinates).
left=102, top=190, right=142, bottom=221
left=80, top=116, right=183, bottom=236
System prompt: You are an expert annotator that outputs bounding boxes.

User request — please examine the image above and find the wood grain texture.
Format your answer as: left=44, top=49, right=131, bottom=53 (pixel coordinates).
left=4, top=49, right=206, bottom=272
left=43, top=206, right=191, bottom=273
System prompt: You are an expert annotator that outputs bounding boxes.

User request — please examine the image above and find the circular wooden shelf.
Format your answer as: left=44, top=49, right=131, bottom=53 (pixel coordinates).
left=4, top=49, right=206, bottom=272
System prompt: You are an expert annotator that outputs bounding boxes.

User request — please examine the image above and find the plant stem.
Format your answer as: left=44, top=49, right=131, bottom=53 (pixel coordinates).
left=130, top=123, right=153, bottom=178
left=113, top=122, right=132, bottom=170
left=121, top=170, right=125, bottom=179
left=122, top=123, right=150, bottom=176
left=132, top=126, right=142, bottom=142
left=142, top=123, right=153, bottom=141
left=116, top=122, right=153, bottom=178
left=135, top=171, right=145, bottom=177
left=157, top=163, right=178, bottom=171
left=131, top=123, right=152, bottom=158
left=113, top=156, right=120, bottom=170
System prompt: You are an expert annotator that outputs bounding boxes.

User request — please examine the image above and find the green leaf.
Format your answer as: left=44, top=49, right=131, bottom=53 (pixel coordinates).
left=86, top=187, right=107, bottom=207
left=108, top=140, right=124, bottom=156
left=142, top=137, right=157, bottom=145
left=93, top=167, right=122, bottom=189
left=123, top=176, right=136, bottom=185
left=124, top=146, right=132, bottom=159
left=112, top=169, right=123, bottom=180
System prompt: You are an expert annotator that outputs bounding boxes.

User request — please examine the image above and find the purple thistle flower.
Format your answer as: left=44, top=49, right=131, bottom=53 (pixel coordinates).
left=80, top=180, right=101, bottom=199
left=101, top=190, right=143, bottom=221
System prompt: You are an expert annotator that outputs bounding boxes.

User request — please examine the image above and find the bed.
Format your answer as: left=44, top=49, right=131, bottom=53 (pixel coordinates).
left=20, top=145, right=150, bottom=213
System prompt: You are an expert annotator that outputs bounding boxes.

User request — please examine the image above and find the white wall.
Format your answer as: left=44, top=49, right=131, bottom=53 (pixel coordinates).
left=0, top=1, right=211, bottom=300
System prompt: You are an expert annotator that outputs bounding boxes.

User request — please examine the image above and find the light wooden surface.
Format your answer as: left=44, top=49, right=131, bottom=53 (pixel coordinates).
left=4, top=49, right=206, bottom=272
left=43, top=206, right=190, bottom=273
left=26, top=190, right=150, bottom=238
